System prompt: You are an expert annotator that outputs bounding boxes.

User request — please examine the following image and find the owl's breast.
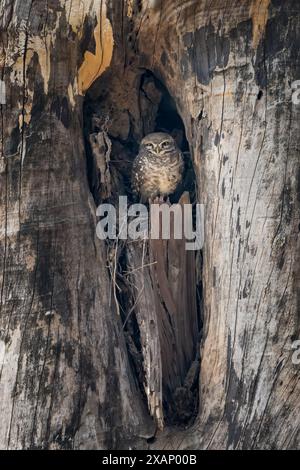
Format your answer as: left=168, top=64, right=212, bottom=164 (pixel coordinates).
left=148, top=158, right=182, bottom=196
left=157, top=168, right=177, bottom=194
left=132, top=150, right=184, bottom=200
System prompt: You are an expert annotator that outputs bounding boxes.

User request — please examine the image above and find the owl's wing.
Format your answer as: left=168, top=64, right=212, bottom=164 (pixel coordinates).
left=131, top=153, right=145, bottom=197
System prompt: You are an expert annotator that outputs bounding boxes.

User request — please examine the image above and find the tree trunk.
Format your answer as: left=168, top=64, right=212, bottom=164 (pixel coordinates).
left=0, top=0, right=299, bottom=450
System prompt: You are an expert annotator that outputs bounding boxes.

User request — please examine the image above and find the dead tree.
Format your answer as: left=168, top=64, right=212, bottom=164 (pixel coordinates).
left=0, top=0, right=299, bottom=449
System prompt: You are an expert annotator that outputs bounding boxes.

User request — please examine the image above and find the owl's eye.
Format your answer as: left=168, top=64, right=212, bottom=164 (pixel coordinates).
left=161, top=141, right=172, bottom=149
left=146, top=143, right=155, bottom=150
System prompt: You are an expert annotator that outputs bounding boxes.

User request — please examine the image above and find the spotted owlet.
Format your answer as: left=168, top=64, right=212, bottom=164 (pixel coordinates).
left=131, top=132, right=184, bottom=202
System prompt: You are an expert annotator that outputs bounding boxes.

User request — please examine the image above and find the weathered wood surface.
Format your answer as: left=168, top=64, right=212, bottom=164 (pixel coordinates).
left=118, top=0, right=300, bottom=449
left=0, top=0, right=153, bottom=450
left=0, top=0, right=299, bottom=449
left=127, top=193, right=199, bottom=430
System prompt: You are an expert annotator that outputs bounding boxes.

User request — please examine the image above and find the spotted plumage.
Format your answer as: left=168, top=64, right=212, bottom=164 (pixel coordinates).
left=131, top=132, right=184, bottom=202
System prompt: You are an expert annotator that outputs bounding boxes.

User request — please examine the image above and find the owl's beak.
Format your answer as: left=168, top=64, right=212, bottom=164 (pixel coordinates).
left=155, top=145, right=160, bottom=153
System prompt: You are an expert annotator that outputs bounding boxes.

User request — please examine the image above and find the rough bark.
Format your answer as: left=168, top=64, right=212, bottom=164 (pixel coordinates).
left=0, top=0, right=154, bottom=450
left=0, top=0, right=299, bottom=450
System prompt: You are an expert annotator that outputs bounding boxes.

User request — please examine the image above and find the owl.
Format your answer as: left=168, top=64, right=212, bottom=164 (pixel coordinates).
left=131, top=132, right=184, bottom=202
